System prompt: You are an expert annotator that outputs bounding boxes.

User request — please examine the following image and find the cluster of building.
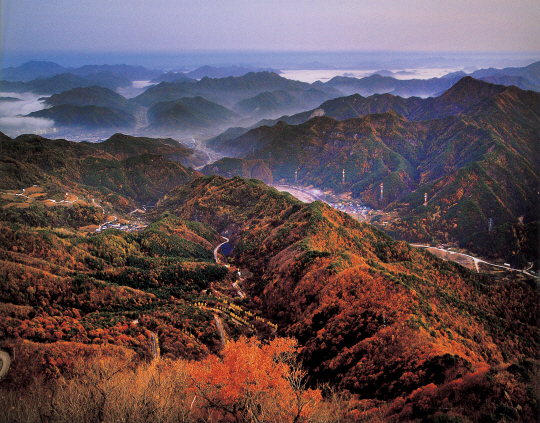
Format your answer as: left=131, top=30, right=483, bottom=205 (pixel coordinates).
left=326, top=201, right=371, bottom=215
left=96, top=222, right=143, bottom=233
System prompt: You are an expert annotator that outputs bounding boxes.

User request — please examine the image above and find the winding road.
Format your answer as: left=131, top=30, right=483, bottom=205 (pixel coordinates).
left=214, top=237, right=229, bottom=263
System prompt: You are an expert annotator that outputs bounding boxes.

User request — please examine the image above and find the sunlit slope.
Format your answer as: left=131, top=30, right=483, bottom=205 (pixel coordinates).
left=157, top=175, right=539, bottom=399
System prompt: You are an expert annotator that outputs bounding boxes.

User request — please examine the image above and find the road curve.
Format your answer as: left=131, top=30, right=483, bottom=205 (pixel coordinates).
left=0, top=350, right=11, bottom=380
left=214, top=237, right=229, bottom=264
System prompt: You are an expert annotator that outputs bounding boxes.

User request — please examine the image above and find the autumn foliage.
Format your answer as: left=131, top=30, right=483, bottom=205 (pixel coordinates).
left=188, top=337, right=321, bottom=422
left=0, top=337, right=338, bottom=423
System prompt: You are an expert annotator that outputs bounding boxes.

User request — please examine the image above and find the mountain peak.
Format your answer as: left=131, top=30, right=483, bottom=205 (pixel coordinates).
left=441, top=76, right=507, bottom=99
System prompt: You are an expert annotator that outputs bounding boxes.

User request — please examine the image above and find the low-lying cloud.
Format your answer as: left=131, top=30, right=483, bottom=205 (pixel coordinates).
left=0, top=92, right=54, bottom=136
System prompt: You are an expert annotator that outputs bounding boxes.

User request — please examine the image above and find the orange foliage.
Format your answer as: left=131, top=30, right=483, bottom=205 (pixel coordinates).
left=187, top=337, right=322, bottom=422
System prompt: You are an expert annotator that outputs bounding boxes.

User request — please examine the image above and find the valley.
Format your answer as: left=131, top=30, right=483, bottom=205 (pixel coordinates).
left=0, top=59, right=539, bottom=422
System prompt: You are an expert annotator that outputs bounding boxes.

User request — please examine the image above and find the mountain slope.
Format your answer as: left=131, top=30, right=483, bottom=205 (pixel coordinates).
left=232, top=88, right=337, bottom=121
left=156, top=176, right=540, bottom=407
left=90, top=133, right=207, bottom=168
left=147, top=96, right=239, bottom=131
left=0, top=133, right=201, bottom=206
left=203, top=80, right=540, bottom=259
left=27, top=104, right=136, bottom=129
left=43, top=85, right=134, bottom=112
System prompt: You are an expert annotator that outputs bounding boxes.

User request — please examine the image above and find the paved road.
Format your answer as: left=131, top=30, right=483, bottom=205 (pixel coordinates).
left=0, top=350, right=11, bottom=380
left=98, top=216, right=118, bottom=231
left=271, top=184, right=321, bottom=203
left=411, top=244, right=535, bottom=276
left=214, top=237, right=230, bottom=263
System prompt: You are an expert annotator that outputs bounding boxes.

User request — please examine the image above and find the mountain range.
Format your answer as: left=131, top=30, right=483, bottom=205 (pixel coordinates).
left=323, top=60, right=540, bottom=97
left=0, top=129, right=538, bottom=421
left=1, top=72, right=133, bottom=94
left=1, top=61, right=163, bottom=82
left=146, top=96, right=240, bottom=132
left=3, top=61, right=539, bottom=137
left=204, top=77, right=540, bottom=263
left=0, top=132, right=202, bottom=207
left=186, top=65, right=282, bottom=79
left=132, top=71, right=342, bottom=108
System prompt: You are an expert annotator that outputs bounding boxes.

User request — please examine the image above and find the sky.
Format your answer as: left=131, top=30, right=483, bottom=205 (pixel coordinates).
left=1, top=0, right=539, bottom=69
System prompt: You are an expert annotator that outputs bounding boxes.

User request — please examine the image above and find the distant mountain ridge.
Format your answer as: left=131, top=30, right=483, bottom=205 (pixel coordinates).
left=323, top=61, right=540, bottom=97
left=133, top=71, right=341, bottom=108
left=186, top=65, right=282, bottom=79
left=1, top=72, right=131, bottom=94
left=1, top=61, right=163, bottom=82
left=238, top=75, right=540, bottom=130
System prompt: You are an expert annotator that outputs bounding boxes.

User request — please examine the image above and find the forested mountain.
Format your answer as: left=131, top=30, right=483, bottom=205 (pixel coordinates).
left=132, top=71, right=341, bottom=108
left=0, top=132, right=201, bottom=207
left=1, top=61, right=539, bottom=423
left=155, top=175, right=540, bottom=419
left=146, top=96, right=240, bottom=132
left=0, top=150, right=538, bottom=421
left=203, top=78, right=540, bottom=260
left=27, top=104, right=137, bottom=129
left=43, top=85, right=135, bottom=112
left=89, top=133, right=207, bottom=168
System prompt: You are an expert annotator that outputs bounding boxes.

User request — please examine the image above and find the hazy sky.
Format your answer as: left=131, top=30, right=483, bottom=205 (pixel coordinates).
left=1, top=0, right=539, bottom=55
